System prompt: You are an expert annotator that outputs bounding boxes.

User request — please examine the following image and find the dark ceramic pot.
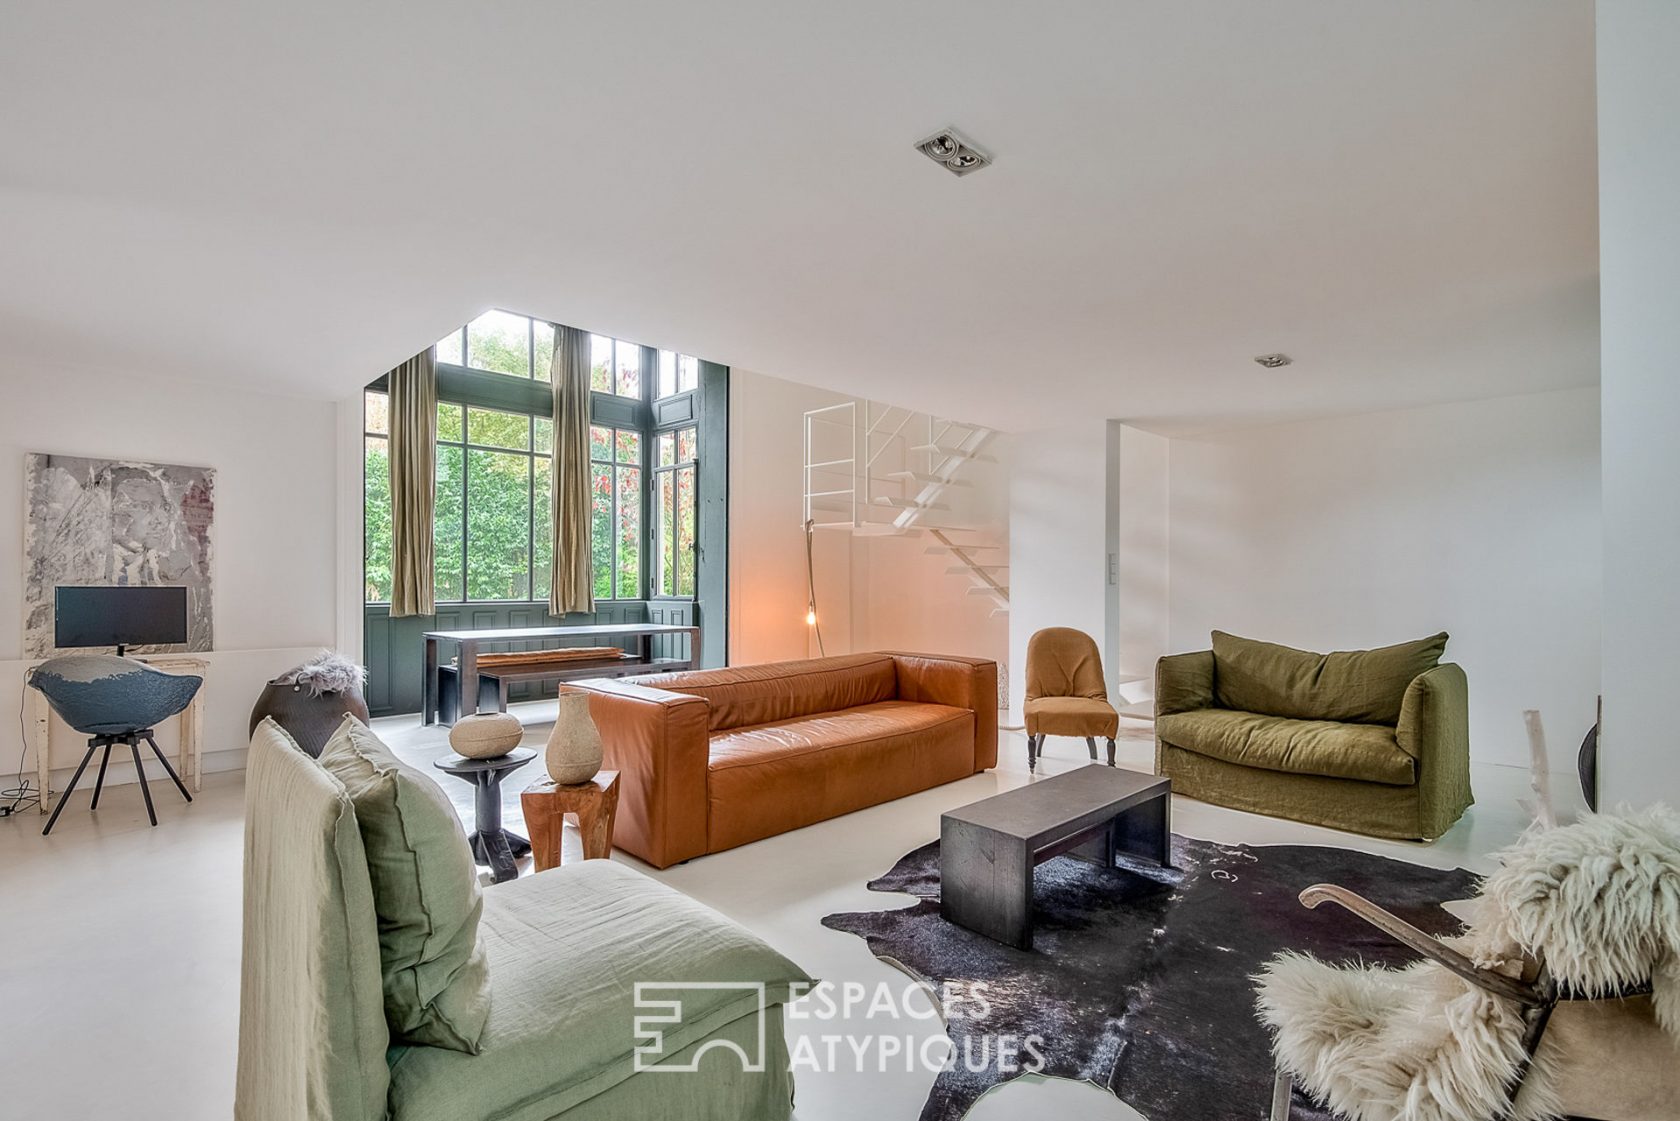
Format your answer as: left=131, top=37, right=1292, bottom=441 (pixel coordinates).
left=249, top=680, right=370, bottom=758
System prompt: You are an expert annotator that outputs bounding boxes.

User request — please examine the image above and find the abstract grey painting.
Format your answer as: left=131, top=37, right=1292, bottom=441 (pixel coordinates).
left=24, top=453, right=215, bottom=656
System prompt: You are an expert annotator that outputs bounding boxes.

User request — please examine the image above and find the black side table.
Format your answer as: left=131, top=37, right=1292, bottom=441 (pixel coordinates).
left=433, top=748, right=536, bottom=884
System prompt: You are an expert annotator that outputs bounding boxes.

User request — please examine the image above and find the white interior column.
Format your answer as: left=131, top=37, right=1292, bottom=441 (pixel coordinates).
left=1007, top=419, right=1111, bottom=724
left=1598, top=0, right=1680, bottom=807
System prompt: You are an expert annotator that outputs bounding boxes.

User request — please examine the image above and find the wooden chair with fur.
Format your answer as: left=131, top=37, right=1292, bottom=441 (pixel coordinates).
left=1255, top=807, right=1680, bottom=1121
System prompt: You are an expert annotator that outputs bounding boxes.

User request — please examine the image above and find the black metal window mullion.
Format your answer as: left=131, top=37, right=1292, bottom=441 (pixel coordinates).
left=460, top=427, right=469, bottom=601
left=638, top=343, right=655, bottom=601
left=528, top=413, right=536, bottom=604
left=610, top=428, right=621, bottom=601
left=445, top=410, right=468, bottom=606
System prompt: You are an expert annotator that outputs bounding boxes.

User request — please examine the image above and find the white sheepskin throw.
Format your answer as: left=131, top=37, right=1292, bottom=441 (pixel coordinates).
left=1255, top=806, right=1680, bottom=1121
left=1475, top=805, right=1680, bottom=1034
left=1256, top=953, right=1555, bottom=1121
left=274, top=649, right=365, bottom=696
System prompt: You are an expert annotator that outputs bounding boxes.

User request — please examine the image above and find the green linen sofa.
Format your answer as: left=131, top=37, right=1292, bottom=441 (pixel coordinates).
left=236, top=718, right=809, bottom=1121
left=1153, top=631, right=1472, bottom=840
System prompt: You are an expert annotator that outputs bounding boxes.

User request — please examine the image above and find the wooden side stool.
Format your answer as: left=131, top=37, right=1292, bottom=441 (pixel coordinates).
left=521, top=770, right=620, bottom=871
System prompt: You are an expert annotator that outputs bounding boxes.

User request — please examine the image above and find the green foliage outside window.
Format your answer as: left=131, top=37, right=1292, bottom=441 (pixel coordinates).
left=364, top=436, right=392, bottom=601
left=445, top=402, right=548, bottom=603
left=591, top=464, right=612, bottom=600
left=465, top=448, right=532, bottom=600
left=467, top=310, right=534, bottom=379
left=533, top=464, right=552, bottom=599
left=589, top=425, right=641, bottom=600
left=468, top=405, right=530, bottom=450
left=433, top=444, right=465, bottom=601
left=366, top=315, right=706, bottom=607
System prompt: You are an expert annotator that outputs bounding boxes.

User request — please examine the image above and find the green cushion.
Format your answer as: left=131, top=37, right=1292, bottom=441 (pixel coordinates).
left=1157, top=708, right=1417, bottom=785
left=1210, top=630, right=1447, bottom=725
left=387, top=859, right=812, bottom=1121
left=236, top=719, right=390, bottom=1121
left=319, top=717, right=491, bottom=1054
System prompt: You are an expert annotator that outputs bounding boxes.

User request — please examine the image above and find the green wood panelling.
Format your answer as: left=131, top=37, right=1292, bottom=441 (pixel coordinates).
left=363, top=599, right=698, bottom=717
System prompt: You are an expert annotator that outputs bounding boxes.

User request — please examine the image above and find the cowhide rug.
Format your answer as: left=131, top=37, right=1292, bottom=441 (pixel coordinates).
left=821, top=833, right=1478, bottom=1121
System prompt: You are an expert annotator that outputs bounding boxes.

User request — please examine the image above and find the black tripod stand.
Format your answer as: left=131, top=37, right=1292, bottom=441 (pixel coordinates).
left=42, top=728, right=193, bottom=836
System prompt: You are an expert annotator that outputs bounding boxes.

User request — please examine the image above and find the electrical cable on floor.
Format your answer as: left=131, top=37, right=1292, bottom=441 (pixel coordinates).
left=2, top=682, right=40, bottom=816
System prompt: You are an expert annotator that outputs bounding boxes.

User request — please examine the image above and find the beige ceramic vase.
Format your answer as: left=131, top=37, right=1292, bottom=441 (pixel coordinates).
left=545, top=687, right=604, bottom=785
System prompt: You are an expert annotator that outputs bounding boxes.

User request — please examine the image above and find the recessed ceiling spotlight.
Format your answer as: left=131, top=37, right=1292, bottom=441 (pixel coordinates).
left=916, top=127, right=992, bottom=177
left=1253, top=353, right=1293, bottom=369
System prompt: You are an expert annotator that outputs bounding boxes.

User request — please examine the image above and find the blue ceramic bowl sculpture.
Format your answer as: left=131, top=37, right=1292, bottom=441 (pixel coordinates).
left=28, top=654, right=202, bottom=736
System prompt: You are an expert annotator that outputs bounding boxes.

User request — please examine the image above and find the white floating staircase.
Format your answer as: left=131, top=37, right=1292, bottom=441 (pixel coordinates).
left=803, top=401, right=1007, bottom=615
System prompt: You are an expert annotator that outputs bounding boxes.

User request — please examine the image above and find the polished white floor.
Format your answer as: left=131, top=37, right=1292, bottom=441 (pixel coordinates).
left=0, top=711, right=1543, bottom=1121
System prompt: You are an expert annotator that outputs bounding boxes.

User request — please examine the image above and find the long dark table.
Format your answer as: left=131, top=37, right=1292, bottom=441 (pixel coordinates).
left=421, top=622, right=701, bottom=725
left=941, top=765, right=1172, bottom=949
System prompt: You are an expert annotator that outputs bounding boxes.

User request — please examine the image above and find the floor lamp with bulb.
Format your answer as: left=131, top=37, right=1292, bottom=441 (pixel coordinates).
left=803, top=518, right=825, bottom=656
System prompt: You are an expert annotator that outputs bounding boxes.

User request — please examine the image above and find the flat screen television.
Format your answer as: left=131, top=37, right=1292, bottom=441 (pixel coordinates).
left=54, top=585, right=189, bottom=654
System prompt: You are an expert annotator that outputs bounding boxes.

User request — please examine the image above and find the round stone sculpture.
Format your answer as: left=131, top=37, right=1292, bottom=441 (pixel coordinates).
left=449, top=711, right=525, bottom=760
left=545, top=687, right=604, bottom=785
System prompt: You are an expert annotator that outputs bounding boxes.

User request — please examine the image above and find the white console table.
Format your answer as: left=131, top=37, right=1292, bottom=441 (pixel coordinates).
left=31, top=655, right=208, bottom=815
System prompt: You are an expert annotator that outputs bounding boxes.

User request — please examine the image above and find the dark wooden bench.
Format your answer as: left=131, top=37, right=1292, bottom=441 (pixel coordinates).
left=423, top=622, right=702, bottom=726
left=435, top=647, right=696, bottom=723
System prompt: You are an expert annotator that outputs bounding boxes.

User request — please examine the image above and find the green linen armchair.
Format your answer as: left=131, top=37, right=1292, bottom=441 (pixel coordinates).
left=235, top=718, right=809, bottom=1121
left=1153, top=631, right=1472, bottom=840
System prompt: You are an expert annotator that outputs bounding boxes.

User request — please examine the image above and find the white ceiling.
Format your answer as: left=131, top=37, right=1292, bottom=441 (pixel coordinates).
left=0, top=1, right=1598, bottom=433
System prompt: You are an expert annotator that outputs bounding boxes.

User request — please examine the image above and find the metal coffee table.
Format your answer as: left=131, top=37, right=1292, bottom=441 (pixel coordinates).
left=941, top=765, right=1172, bottom=949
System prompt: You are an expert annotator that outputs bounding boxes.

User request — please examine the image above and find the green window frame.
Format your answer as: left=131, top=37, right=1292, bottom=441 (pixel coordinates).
left=652, top=426, right=698, bottom=598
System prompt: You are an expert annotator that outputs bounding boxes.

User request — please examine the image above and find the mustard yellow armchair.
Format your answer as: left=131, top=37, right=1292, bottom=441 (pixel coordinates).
left=1024, top=627, right=1118, bottom=771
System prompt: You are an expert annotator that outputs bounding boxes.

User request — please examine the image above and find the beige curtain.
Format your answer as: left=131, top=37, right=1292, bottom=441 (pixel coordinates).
left=388, top=348, right=436, bottom=617
left=549, top=325, right=594, bottom=614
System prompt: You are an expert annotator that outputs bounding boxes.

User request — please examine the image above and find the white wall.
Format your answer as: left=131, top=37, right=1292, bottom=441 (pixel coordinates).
left=728, top=368, right=1009, bottom=673
left=727, top=369, right=848, bottom=665
left=1165, top=387, right=1600, bottom=771
left=1006, top=419, right=1110, bottom=723
left=1, top=361, right=340, bottom=791
left=1598, top=1, right=1680, bottom=808
left=1113, top=424, right=1170, bottom=690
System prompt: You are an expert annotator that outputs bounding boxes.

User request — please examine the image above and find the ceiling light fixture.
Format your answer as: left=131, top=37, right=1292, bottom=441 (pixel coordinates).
left=916, top=127, right=992, bottom=177
left=1253, top=353, right=1293, bottom=369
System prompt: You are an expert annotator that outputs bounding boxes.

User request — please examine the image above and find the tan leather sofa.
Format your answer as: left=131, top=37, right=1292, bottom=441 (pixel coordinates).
left=574, top=653, right=998, bottom=868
